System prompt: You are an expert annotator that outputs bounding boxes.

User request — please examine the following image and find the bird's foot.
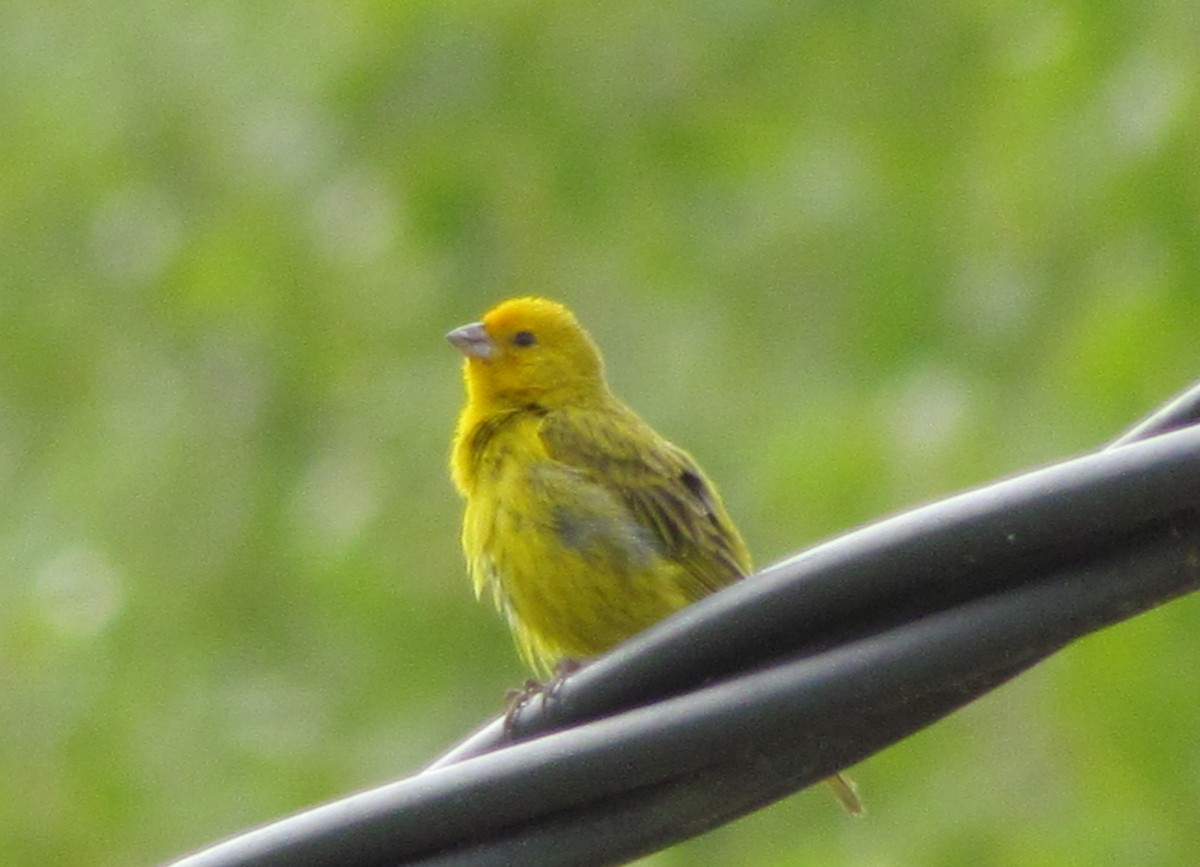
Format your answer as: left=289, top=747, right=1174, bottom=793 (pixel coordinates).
left=503, top=678, right=544, bottom=737
left=502, top=658, right=586, bottom=737
left=546, top=657, right=583, bottom=697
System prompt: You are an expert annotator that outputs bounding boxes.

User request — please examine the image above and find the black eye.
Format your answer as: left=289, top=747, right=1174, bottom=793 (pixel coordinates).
left=512, top=330, right=537, bottom=347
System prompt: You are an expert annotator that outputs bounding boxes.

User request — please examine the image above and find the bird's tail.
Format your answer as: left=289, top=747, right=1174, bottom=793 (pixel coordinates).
left=825, top=772, right=865, bottom=816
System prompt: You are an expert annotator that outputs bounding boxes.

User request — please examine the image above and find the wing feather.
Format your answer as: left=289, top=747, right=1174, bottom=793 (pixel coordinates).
left=538, top=404, right=751, bottom=599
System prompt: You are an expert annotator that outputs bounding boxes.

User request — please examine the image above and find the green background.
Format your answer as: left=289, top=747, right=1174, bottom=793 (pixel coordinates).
left=2, top=2, right=1198, bottom=865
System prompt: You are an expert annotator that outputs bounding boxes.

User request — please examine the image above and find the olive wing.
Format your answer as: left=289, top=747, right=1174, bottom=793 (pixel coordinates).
left=538, top=406, right=751, bottom=599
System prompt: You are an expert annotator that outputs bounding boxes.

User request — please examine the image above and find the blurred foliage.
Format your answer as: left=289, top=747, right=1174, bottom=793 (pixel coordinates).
left=0, top=1, right=1197, bottom=865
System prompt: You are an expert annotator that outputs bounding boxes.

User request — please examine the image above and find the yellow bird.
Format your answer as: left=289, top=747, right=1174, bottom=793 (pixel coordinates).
left=447, top=297, right=862, bottom=814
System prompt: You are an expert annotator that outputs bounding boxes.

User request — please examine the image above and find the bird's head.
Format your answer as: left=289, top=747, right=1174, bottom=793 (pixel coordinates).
left=447, top=297, right=609, bottom=409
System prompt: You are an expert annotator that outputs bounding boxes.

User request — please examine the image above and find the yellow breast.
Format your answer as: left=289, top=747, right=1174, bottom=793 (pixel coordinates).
left=455, top=411, right=691, bottom=674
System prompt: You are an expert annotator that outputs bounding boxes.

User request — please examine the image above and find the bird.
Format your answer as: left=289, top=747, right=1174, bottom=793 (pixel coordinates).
left=447, top=296, right=862, bottom=814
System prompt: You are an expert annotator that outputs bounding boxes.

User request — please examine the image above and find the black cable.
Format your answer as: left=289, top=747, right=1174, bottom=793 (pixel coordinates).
left=164, top=378, right=1200, bottom=867
left=1109, top=378, right=1200, bottom=448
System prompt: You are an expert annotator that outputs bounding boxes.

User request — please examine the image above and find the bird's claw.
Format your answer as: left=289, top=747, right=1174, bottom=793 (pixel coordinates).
left=502, top=659, right=585, bottom=737
left=503, top=678, right=544, bottom=737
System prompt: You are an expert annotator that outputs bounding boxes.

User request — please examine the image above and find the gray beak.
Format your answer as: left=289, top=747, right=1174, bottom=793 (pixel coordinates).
left=446, top=321, right=496, bottom=359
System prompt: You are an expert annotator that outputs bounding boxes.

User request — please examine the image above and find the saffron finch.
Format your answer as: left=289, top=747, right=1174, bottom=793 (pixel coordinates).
left=447, top=297, right=862, bottom=814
